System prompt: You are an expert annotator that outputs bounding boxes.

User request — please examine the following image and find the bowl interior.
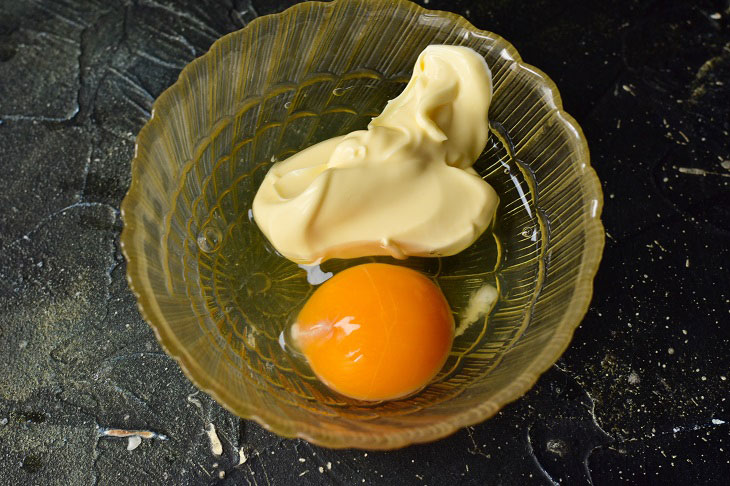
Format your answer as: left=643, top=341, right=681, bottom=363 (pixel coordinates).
left=121, top=0, right=603, bottom=449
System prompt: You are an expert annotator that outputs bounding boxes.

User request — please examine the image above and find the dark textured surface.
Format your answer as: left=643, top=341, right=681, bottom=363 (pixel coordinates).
left=1, top=0, right=728, bottom=484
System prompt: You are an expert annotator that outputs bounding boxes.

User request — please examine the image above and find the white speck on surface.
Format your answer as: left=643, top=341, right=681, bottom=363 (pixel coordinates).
left=219, top=471, right=225, bottom=479
left=205, top=423, right=223, bottom=456
left=299, top=470, right=309, bottom=477
left=628, top=372, right=640, bottom=384
left=712, top=419, right=726, bottom=425
left=298, top=458, right=306, bottom=463
left=686, top=258, right=690, bottom=268
left=455, top=285, right=498, bottom=337
left=668, top=348, right=675, bottom=355
left=298, top=264, right=333, bottom=285
left=679, top=167, right=707, bottom=176
left=187, top=392, right=203, bottom=411
left=238, top=448, right=248, bottom=465
left=127, top=435, right=142, bottom=451
left=319, top=466, right=324, bottom=473
left=327, top=461, right=332, bottom=470
left=710, top=12, right=722, bottom=19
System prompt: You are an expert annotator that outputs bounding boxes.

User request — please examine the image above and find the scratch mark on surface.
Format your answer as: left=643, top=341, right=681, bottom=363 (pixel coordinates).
left=30, top=0, right=87, bottom=29
left=605, top=417, right=728, bottom=449
left=108, top=67, right=156, bottom=101
left=138, top=0, right=221, bottom=39
left=7, top=201, right=119, bottom=249
left=259, top=453, right=273, bottom=486
left=98, top=427, right=169, bottom=440
left=526, top=424, right=560, bottom=486
left=135, top=49, right=186, bottom=70
left=78, top=143, right=93, bottom=200
left=465, top=426, right=490, bottom=460
left=156, top=30, right=197, bottom=57
left=93, top=352, right=168, bottom=382
left=553, top=363, right=614, bottom=440
left=671, top=418, right=727, bottom=434
left=246, top=462, right=259, bottom=486
left=677, top=166, right=730, bottom=177
left=110, top=384, right=156, bottom=412
left=0, top=113, right=79, bottom=122
left=33, top=29, right=80, bottom=46
left=583, top=389, right=613, bottom=440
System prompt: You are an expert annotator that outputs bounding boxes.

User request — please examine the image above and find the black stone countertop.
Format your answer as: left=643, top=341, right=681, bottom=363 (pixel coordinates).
left=1, top=0, right=729, bottom=484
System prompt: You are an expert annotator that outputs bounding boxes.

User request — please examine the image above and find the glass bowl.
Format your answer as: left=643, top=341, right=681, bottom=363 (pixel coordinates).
left=120, top=0, right=604, bottom=449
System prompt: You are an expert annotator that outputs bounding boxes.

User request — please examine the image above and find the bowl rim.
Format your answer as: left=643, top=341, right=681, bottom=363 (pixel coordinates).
left=120, top=0, right=605, bottom=449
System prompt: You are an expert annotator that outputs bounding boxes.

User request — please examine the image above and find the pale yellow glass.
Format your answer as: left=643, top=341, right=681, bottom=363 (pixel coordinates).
left=121, top=0, right=604, bottom=449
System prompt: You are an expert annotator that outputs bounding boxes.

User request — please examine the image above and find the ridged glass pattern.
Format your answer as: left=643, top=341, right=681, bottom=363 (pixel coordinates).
left=120, top=0, right=604, bottom=449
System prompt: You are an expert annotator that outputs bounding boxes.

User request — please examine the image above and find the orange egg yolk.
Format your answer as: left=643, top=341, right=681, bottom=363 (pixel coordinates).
left=292, top=263, right=454, bottom=401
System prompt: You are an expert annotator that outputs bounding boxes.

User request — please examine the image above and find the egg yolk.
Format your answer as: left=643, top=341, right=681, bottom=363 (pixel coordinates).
left=292, top=263, right=454, bottom=401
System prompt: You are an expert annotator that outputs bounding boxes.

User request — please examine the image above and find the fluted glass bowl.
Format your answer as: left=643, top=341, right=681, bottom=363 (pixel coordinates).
left=120, top=0, right=603, bottom=449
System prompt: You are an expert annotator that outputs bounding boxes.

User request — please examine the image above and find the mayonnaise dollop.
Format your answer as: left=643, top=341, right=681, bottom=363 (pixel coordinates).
left=252, top=45, right=498, bottom=264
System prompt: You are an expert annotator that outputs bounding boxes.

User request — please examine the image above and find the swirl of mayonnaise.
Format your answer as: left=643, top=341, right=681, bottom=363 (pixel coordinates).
left=253, top=45, right=498, bottom=264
